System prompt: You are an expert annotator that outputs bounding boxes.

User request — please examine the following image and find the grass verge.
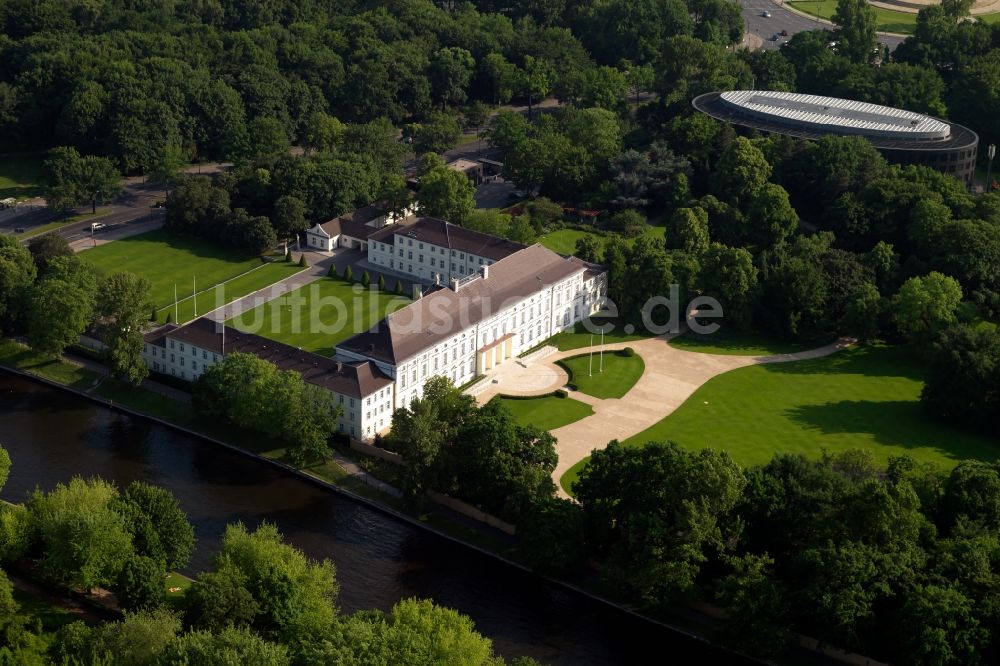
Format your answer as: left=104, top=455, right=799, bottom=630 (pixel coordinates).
left=155, top=261, right=304, bottom=324
left=548, top=318, right=655, bottom=352
left=17, top=209, right=112, bottom=240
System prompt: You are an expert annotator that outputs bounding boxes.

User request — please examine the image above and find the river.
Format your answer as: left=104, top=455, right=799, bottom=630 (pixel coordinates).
left=0, top=373, right=750, bottom=665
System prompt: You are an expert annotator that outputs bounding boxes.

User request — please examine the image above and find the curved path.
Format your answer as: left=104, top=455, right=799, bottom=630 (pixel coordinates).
left=515, top=333, right=854, bottom=498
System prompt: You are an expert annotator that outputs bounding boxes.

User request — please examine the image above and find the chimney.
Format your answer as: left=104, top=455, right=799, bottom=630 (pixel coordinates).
left=434, top=273, right=441, bottom=286
left=336, top=361, right=342, bottom=372
left=412, top=283, right=422, bottom=300
left=482, top=264, right=489, bottom=280
left=450, top=276, right=460, bottom=291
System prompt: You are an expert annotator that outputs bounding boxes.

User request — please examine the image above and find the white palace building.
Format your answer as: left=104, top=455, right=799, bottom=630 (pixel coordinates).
left=141, top=219, right=607, bottom=441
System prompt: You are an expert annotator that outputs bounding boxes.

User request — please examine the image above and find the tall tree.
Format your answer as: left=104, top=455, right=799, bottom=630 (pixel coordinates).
left=0, top=235, right=37, bottom=331
left=892, top=272, right=963, bottom=342
left=429, top=47, right=476, bottom=108
left=417, top=154, right=475, bottom=224
left=26, top=256, right=97, bottom=358
left=27, top=477, right=134, bottom=590
left=832, top=0, right=878, bottom=64
left=95, top=272, right=153, bottom=384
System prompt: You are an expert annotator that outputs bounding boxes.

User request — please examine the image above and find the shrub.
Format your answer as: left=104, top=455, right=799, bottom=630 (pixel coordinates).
left=609, top=209, right=647, bottom=238
left=298, top=254, right=307, bottom=268
left=395, top=279, right=404, bottom=295
left=150, top=306, right=157, bottom=322
left=555, top=389, right=568, bottom=399
left=361, top=270, right=371, bottom=288
left=378, top=274, right=386, bottom=291
left=328, top=264, right=337, bottom=278
left=344, top=265, right=353, bottom=281
left=620, top=347, right=635, bottom=357
left=165, top=312, right=172, bottom=324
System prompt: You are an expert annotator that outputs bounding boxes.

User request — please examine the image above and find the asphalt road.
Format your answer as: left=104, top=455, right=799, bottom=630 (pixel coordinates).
left=737, top=0, right=905, bottom=51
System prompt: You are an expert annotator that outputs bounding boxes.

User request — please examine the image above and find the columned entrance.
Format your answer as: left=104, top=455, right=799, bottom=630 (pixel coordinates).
left=477, top=333, right=515, bottom=375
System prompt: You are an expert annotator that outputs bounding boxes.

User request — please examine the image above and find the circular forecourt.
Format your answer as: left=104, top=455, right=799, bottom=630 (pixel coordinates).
left=693, top=90, right=979, bottom=185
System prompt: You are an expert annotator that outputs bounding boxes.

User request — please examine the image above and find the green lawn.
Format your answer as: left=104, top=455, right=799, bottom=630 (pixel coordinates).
left=537, top=224, right=667, bottom=256
left=558, top=351, right=645, bottom=399
left=788, top=0, right=922, bottom=33
left=562, top=344, right=1000, bottom=494
left=79, top=229, right=266, bottom=311
left=548, top=318, right=655, bottom=352
left=494, top=395, right=595, bottom=432
left=17, top=208, right=111, bottom=240
left=0, top=339, right=99, bottom=389
left=228, top=277, right=410, bottom=354
left=92, top=378, right=197, bottom=426
left=164, top=571, right=194, bottom=612
left=0, top=151, right=45, bottom=200
left=156, top=261, right=304, bottom=324
left=669, top=328, right=827, bottom=356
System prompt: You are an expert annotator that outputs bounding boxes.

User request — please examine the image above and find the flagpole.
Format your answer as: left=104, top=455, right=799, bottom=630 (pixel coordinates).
left=174, top=284, right=178, bottom=323
left=589, top=334, right=593, bottom=377
left=193, top=275, right=197, bottom=318
left=600, top=329, right=604, bottom=373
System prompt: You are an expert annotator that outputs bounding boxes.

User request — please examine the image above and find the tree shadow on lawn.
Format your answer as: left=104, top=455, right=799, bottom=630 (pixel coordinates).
left=103, top=229, right=257, bottom=263
left=785, top=399, right=999, bottom=463
left=759, top=345, right=927, bottom=381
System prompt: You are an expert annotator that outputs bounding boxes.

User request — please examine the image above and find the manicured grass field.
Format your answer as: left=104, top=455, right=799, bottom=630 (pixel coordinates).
left=155, top=261, right=304, bottom=324
left=788, top=0, right=922, bottom=33
left=562, top=344, right=999, bottom=494
left=79, top=229, right=265, bottom=311
left=558, top=351, right=645, bottom=399
left=548, top=318, right=654, bottom=352
left=495, top=394, right=595, bottom=432
left=669, top=329, right=827, bottom=356
left=228, top=277, right=410, bottom=354
left=538, top=228, right=598, bottom=255
left=0, top=151, right=45, bottom=200
left=537, top=224, right=667, bottom=256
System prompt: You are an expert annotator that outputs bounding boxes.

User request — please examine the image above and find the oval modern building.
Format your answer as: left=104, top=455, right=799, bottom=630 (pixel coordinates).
left=693, top=90, right=979, bottom=186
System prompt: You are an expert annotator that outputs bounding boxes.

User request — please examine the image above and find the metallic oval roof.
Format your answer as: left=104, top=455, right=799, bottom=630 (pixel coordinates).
left=719, top=91, right=951, bottom=140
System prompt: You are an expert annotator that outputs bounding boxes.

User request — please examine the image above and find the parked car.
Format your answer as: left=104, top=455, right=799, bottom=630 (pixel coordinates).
left=91, top=222, right=106, bottom=231
left=780, top=29, right=789, bottom=36
left=770, top=33, right=780, bottom=41
left=761, top=10, right=771, bottom=17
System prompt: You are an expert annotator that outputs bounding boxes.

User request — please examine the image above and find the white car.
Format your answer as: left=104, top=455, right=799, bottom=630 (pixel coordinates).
left=91, top=222, right=107, bottom=231
left=762, top=10, right=771, bottom=17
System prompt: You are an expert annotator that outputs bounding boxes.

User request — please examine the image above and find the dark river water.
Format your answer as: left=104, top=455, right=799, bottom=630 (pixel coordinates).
left=0, top=372, right=751, bottom=665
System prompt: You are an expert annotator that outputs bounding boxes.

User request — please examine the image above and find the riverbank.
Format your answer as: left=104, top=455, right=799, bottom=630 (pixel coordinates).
left=0, top=340, right=755, bottom=663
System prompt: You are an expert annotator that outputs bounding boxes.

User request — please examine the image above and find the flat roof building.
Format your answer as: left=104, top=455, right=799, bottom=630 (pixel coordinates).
left=693, top=90, right=979, bottom=185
